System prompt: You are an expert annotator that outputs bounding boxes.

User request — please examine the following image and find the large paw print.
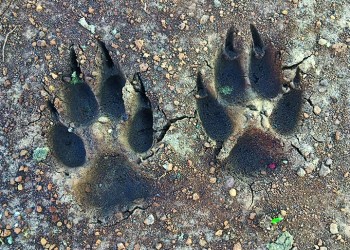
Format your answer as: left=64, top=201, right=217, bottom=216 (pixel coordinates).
left=196, top=24, right=303, bottom=175
left=47, top=43, right=154, bottom=213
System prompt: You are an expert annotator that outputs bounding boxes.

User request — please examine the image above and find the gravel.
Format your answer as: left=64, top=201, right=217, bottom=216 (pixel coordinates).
left=297, top=168, right=306, bottom=177
left=319, top=165, right=331, bottom=177
left=329, top=223, right=338, bottom=234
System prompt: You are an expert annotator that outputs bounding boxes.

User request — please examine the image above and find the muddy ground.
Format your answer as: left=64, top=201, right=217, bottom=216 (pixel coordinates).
left=0, top=0, right=349, bottom=249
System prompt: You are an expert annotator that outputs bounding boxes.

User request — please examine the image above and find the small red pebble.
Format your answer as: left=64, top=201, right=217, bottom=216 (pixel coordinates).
left=268, top=163, right=277, bottom=170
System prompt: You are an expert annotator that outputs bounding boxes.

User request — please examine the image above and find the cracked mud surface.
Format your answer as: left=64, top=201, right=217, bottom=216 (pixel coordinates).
left=1, top=0, right=350, bottom=250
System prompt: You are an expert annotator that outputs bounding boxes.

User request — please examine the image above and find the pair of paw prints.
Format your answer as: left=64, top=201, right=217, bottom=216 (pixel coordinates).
left=47, top=24, right=304, bottom=214
left=47, top=42, right=154, bottom=213
left=196, top=24, right=303, bottom=175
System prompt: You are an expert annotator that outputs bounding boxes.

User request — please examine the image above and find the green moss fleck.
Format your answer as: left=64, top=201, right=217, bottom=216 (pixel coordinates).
left=218, top=86, right=233, bottom=95
left=33, top=147, right=50, bottom=162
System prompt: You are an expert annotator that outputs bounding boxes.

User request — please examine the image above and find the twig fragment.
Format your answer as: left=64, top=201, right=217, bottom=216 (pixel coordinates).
left=2, top=26, right=17, bottom=62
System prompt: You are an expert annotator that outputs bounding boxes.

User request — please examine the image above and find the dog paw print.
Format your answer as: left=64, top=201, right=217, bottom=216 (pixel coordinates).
left=47, top=42, right=154, bottom=214
left=196, top=24, right=303, bottom=175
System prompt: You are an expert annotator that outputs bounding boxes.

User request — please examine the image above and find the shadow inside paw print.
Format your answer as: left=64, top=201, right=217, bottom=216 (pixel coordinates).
left=196, top=72, right=233, bottom=142
left=76, top=154, right=152, bottom=212
left=197, top=24, right=303, bottom=175
left=48, top=43, right=154, bottom=213
left=62, top=47, right=99, bottom=126
left=215, top=26, right=247, bottom=104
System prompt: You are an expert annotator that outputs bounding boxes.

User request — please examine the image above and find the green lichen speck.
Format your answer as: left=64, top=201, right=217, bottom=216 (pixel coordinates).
left=267, top=231, right=294, bottom=250
left=218, top=86, right=233, bottom=95
left=33, top=147, right=50, bottom=162
left=70, top=71, right=81, bottom=85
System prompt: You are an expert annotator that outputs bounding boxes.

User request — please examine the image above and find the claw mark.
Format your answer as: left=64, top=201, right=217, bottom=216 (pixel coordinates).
left=98, top=41, right=126, bottom=120
left=128, top=73, right=154, bottom=153
left=249, top=24, right=282, bottom=98
left=250, top=24, right=265, bottom=59
left=62, top=46, right=99, bottom=125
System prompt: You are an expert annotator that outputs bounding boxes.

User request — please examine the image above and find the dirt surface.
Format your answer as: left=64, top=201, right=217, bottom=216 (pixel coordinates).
left=0, top=0, right=350, bottom=249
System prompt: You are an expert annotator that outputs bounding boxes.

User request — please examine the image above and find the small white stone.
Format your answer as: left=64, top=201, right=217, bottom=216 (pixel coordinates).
left=330, top=223, right=339, bottom=234
left=144, top=214, right=155, bottom=225
left=318, top=38, right=329, bottom=46
left=193, top=193, right=200, bottom=201
left=229, top=188, right=237, bottom=197
left=163, top=163, right=173, bottom=171
left=325, top=158, right=333, bottom=166
left=297, top=168, right=306, bottom=177
left=98, top=116, right=110, bottom=123
left=313, top=106, right=322, bottom=115
left=319, top=165, right=331, bottom=177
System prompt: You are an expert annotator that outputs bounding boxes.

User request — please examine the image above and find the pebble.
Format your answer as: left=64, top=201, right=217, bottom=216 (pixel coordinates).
left=88, top=7, right=95, bottom=14
left=134, top=39, right=144, bottom=51
left=36, top=4, right=43, bottom=12
left=139, top=63, right=148, bottom=72
left=297, top=168, right=306, bottom=177
left=320, top=247, right=328, bottom=250
left=330, top=223, right=338, bottom=234
left=229, top=188, right=237, bottom=197
left=144, top=214, right=155, bottom=225
left=40, top=238, right=47, bottom=246
left=163, top=163, right=173, bottom=171
left=50, top=72, right=58, bottom=79
left=335, top=131, right=341, bottom=141
left=313, top=106, right=321, bottom=115
left=117, top=243, right=125, bottom=250
left=325, top=158, right=333, bottom=166
left=185, top=238, right=192, bottom=245
left=200, top=15, right=209, bottom=25
left=37, top=40, right=47, bottom=47
left=209, top=177, right=217, bottom=184
left=199, top=239, right=207, bottom=247
left=318, top=38, right=329, bottom=46
left=98, top=116, right=110, bottom=123
left=192, top=193, right=200, bottom=201
left=319, top=165, right=331, bottom=177
left=4, top=79, right=12, bottom=87
left=215, top=229, right=223, bottom=236
left=249, top=213, right=256, bottom=220
left=213, top=0, right=221, bottom=7
left=281, top=210, right=287, bottom=216
left=281, top=10, right=288, bottom=15
left=20, top=149, right=28, bottom=156
left=305, top=163, right=316, bottom=173
left=39, top=31, right=45, bottom=39
left=233, top=242, right=242, bottom=250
